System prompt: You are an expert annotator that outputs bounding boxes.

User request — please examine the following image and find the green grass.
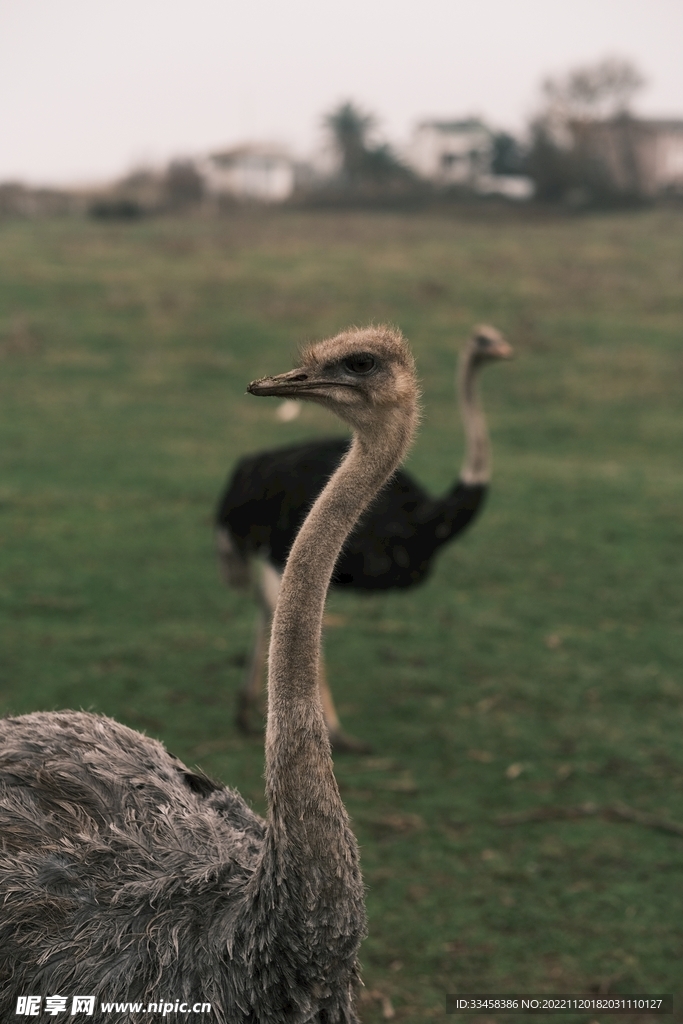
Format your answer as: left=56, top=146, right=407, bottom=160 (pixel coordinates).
left=1, top=207, right=683, bottom=1022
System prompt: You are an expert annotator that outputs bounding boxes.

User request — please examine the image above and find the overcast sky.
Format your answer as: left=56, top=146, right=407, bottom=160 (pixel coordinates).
left=1, top=0, right=682, bottom=185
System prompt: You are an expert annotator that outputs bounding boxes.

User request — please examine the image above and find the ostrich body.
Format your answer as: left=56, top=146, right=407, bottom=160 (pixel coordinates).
left=0, top=327, right=420, bottom=1024
left=217, top=326, right=512, bottom=748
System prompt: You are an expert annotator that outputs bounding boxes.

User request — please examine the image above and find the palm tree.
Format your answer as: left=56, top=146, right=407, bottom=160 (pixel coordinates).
left=324, top=101, right=411, bottom=192
left=324, top=102, right=376, bottom=185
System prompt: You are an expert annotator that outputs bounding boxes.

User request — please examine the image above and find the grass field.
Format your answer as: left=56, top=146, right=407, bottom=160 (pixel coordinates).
left=1, top=206, right=682, bottom=1022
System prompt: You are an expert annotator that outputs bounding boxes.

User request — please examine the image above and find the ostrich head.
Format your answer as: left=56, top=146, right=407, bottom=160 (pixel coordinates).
left=468, top=324, right=513, bottom=366
left=248, top=325, right=419, bottom=431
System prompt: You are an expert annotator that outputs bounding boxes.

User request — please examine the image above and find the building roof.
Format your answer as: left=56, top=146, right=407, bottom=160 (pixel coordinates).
left=571, top=116, right=683, bottom=133
left=416, top=118, right=491, bottom=134
left=209, top=143, right=292, bottom=166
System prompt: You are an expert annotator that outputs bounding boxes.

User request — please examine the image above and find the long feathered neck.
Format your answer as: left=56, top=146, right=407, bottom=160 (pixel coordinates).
left=265, top=404, right=417, bottom=831
left=458, top=347, right=490, bottom=486
left=242, top=403, right=416, bottom=1020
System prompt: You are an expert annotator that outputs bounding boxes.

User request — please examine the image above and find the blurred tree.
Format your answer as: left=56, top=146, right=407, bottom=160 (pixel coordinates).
left=491, top=132, right=525, bottom=176
left=525, top=125, right=582, bottom=202
left=323, top=101, right=413, bottom=193
left=526, top=56, right=646, bottom=205
left=542, top=57, right=645, bottom=137
left=89, top=198, right=143, bottom=220
left=361, top=143, right=411, bottom=184
left=325, top=102, right=375, bottom=184
left=164, top=160, right=204, bottom=208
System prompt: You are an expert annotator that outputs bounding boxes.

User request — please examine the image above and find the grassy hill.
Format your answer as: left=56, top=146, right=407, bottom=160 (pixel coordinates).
left=1, top=206, right=682, bottom=1021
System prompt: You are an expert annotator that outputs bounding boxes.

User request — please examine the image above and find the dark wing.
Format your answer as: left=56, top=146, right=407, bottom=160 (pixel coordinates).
left=217, top=440, right=487, bottom=592
left=334, top=480, right=487, bottom=590
left=421, top=480, right=488, bottom=546
left=217, top=438, right=352, bottom=569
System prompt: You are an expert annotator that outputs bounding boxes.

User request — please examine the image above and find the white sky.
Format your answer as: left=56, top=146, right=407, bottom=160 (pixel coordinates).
left=1, top=0, right=682, bottom=185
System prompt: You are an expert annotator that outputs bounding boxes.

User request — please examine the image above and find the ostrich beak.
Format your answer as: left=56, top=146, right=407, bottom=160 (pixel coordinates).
left=248, top=367, right=355, bottom=398
left=495, top=339, right=514, bottom=359
left=247, top=367, right=311, bottom=397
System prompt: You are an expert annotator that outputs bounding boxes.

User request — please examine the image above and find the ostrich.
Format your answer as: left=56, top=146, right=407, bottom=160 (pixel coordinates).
left=217, top=325, right=512, bottom=751
left=0, top=326, right=420, bottom=1024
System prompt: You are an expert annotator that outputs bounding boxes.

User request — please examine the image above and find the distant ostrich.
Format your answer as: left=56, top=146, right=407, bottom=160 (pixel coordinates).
left=0, top=327, right=420, bottom=1024
left=217, top=325, right=512, bottom=751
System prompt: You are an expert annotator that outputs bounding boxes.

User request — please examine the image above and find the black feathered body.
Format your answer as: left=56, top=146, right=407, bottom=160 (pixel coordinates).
left=0, top=712, right=365, bottom=1024
left=217, top=438, right=486, bottom=590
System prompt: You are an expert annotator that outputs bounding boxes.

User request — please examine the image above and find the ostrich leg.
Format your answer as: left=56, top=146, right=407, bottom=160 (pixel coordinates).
left=235, top=607, right=270, bottom=733
left=318, top=658, right=371, bottom=754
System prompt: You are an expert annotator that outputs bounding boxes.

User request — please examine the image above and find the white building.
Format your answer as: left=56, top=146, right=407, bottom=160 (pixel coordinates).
left=408, top=119, right=494, bottom=187
left=407, top=118, right=533, bottom=198
left=571, top=117, right=683, bottom=197
left=201, top=144, right=296, bottom=202
left=475, top=174, right=535, bottom=200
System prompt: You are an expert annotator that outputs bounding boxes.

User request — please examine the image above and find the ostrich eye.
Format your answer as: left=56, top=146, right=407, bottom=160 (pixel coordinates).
left=476, top=335, right=492, bottom=347
left=343, top=354, right=376, bottom=375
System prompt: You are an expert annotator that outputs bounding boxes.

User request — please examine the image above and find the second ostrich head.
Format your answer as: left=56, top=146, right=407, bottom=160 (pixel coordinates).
left=458, top=324, right=512, bottom=486
left=248, top=325, right=419, bottom=434
left=468, top=324, right=514, bottom=366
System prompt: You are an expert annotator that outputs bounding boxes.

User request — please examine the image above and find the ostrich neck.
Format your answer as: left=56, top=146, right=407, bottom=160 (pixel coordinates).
left=235, top=401, right=415, bottom=1020
left=264, top=406, right=415, bottom=837
left=458, top=352, right=490, bottom=486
